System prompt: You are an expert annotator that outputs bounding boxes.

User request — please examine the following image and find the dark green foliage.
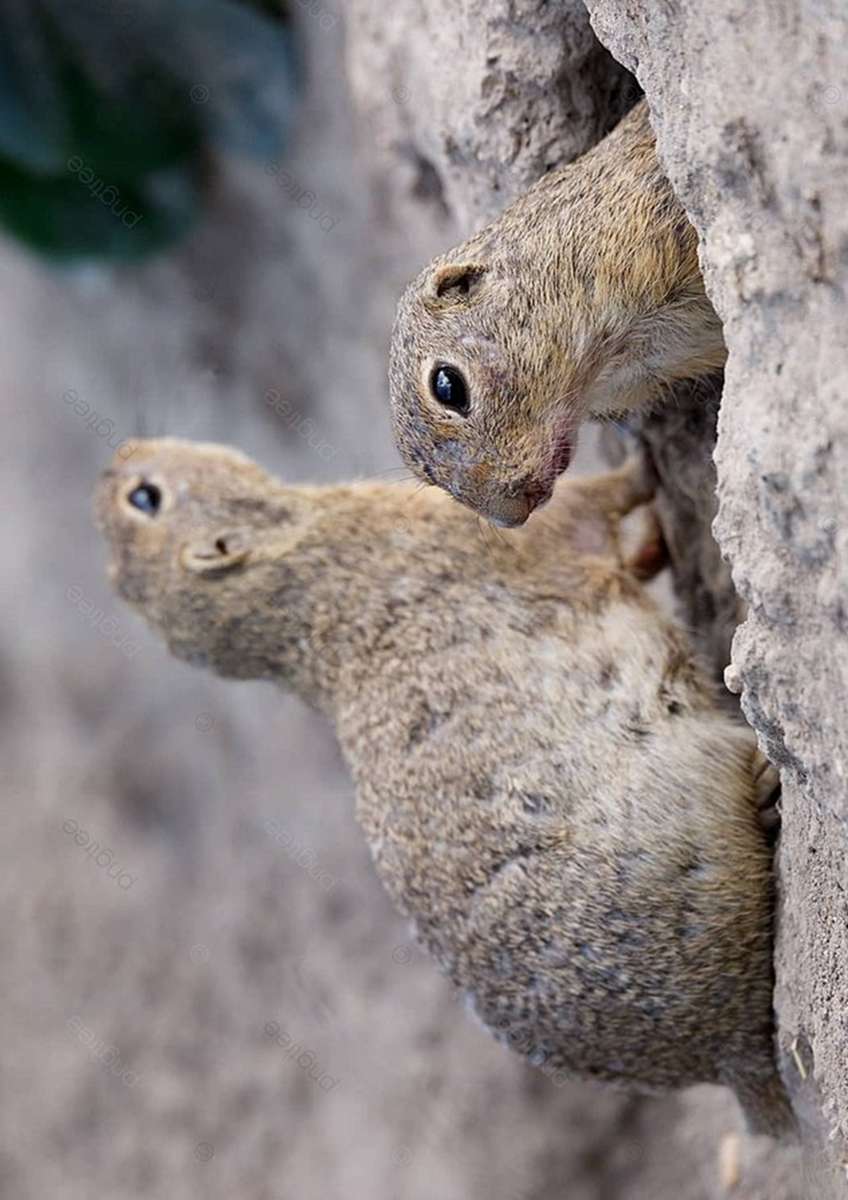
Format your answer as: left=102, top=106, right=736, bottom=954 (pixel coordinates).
left=0, top=0, right=298, bottom=262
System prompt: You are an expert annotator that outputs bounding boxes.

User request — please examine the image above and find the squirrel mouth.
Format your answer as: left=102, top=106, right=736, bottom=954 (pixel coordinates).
left=476, top=429, right=577, bottom=527
left=525, top=430, right=574, bottom=512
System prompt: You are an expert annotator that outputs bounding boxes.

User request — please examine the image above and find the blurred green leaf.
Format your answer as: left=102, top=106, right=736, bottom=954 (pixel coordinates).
left=0, top=0, right=298, bottom=262
left=0, top=158, right=199, bottom=262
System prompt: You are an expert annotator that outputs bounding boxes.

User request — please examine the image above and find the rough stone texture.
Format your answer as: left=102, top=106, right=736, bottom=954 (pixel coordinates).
left=345, top=0, right=640, bottom=230
left=585, top=2, right=848, bottom=1194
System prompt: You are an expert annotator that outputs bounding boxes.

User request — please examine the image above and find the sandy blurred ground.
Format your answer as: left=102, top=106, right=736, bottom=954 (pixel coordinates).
left=0, top=5, right=803, bottom=1198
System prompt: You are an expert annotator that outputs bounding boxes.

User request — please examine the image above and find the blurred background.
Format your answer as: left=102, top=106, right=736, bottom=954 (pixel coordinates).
left=0, top=2, right=803, bottom=1197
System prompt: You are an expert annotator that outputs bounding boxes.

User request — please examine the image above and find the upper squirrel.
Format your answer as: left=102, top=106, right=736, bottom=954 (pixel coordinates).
left=389, top=99, right=726, bottom=526
left=94, top=437, right=790, bottom=1136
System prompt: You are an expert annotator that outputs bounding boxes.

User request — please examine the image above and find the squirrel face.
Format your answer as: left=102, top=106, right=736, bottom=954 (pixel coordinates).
left=93, top=439, right=314, bottom=680
left=389, top=100, right=727, bottom=526
left=389, top=258, right=582, bottom=527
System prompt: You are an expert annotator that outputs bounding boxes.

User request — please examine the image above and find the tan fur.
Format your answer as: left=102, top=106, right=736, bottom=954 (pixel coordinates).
left=389, top=100, right=727, bottom=525
left=94, top=439, right=790, bottom=1136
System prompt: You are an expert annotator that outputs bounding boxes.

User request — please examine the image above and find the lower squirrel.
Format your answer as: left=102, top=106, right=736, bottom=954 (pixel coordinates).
left=94, top=438, right=791, bottom=1136
left=389, top=99, right=726, bottom=526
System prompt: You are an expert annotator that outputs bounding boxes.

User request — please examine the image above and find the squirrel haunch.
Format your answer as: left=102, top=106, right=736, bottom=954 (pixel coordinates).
left=389, top=99, right=727, bottom=526
left=95, top=438, right=790, bottom=1136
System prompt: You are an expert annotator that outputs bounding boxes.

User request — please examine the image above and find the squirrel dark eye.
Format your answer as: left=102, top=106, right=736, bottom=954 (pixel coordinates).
left=430, top=364, right=469, bottom=415
left=127, top=482, right=161, bottom=516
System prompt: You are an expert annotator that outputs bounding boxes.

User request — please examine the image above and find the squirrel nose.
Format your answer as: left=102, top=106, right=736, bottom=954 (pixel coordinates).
left=481, top=478, right=553, bottom=527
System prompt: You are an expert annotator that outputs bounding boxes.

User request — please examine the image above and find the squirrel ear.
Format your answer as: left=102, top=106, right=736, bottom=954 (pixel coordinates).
left=428, top=262, right=487, bottom=303
left=180, top=530, right=251, bottom=575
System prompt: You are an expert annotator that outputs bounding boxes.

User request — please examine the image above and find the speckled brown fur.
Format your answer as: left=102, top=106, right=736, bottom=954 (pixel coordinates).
left=94, top=438, right=791, bottom=1136
left=389, top=100, right=727, bottom=526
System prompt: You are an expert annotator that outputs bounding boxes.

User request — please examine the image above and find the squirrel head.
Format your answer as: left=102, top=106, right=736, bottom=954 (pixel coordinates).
left=388, top=100, right=727, bottom=527
left=389, top=242, right=725, bottom=527
left=94, top=438, right=317, bottom=681
left=389, top=255, right=588, bottom=528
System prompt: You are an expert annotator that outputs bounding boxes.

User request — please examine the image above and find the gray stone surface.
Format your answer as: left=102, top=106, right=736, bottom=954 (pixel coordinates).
left=345, top=0, right=639, bottom=230
left=585, top=2, right=848, bottom=1194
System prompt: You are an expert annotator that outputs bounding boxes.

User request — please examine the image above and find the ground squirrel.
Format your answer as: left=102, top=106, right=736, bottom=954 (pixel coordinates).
left=389, top=99, right=726, bottom=526
left=94, top=438, right=790, bottom=1136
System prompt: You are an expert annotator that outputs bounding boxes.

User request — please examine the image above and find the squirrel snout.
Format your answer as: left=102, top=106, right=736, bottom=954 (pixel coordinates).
left=477, top=477, right=554, bottom=527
